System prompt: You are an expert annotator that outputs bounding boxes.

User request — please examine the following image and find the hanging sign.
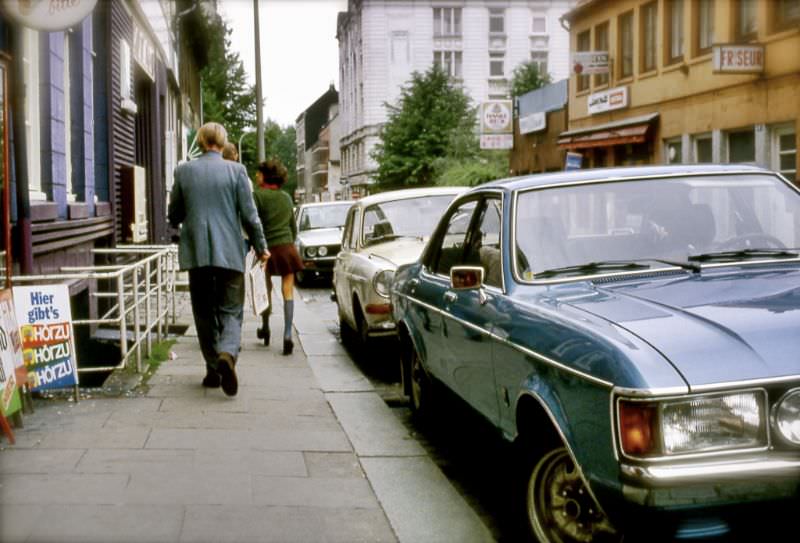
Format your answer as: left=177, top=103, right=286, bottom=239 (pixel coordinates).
left=0, top=0, right=98, bottom=32
left=0, top=290, right=22, bottom=414
left=519, top=112, right=546, bottom=134
left=481, top=100, right=513, bottom=150
left=13, top=285, right=79, bottom=391
left=572, top=51, right=610, bottom=75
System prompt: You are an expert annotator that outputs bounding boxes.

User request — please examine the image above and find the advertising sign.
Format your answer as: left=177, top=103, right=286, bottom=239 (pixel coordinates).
left=0, top=0, right=98, bottom=31
left=572, top=51, right=610, bottom=75
left=519, top=111, right=547, bottom=135
left=588, top=86, right=629, bottom=115
left=13, top=285, right=79, bottom=391
left=0, top=290, right=22, bottom=414
left=480, top=100, right=513, bottom=134
left=480, top=134, right=513, bottom=150
left=565, top=152, right=583, bottom=171
left=712, top=44, right=765, bottom=74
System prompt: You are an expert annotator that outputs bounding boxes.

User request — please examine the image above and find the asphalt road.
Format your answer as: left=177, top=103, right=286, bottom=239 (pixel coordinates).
left=297, top=281, right=529, bottom=542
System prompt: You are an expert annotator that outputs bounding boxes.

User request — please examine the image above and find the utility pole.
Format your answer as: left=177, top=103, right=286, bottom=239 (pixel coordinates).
left=254, top=0, right=265, bottom=162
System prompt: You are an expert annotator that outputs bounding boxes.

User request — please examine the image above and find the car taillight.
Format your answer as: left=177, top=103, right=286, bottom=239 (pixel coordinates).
left=619, top=401, right=657, bottom=456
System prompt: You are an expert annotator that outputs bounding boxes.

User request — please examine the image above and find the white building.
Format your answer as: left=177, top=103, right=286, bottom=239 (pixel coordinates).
left=336, top=0, right=574, bottom=192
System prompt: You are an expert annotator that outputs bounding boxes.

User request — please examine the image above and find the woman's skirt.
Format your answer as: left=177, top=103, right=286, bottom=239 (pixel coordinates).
left=266, top=243, right=304, bottom=276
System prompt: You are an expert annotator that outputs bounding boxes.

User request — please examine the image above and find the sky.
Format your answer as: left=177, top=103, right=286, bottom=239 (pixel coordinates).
left=218, top=0, right=348, bottom=128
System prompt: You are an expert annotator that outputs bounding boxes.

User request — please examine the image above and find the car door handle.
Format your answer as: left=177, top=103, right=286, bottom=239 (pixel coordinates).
left=443, top=291, right=457, bottom=304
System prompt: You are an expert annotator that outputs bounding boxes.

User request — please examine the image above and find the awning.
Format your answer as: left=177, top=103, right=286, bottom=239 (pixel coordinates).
left=558, top=113, right=659, bottom=150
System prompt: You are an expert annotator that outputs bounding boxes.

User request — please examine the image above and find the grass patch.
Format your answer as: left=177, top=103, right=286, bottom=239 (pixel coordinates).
left=145, top=339, right=177, bottom=371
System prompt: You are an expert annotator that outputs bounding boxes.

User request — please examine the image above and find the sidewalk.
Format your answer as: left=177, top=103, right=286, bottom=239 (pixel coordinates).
left=0, top=288, right=493, bottom=543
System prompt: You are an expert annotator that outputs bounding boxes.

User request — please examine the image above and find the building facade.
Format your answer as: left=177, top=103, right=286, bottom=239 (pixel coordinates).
left=510, top=78, right=569, bottom=174
left=295, top=85, right=341, bottom=202
left=560, top=0, right=799, bottom=182
left=336, top=0, right=573, bottom=192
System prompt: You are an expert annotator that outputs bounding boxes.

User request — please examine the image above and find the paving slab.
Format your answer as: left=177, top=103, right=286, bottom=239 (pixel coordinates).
left=252, top=475, right=380, bottom=508
left=306, top=354, right=374, bottom=393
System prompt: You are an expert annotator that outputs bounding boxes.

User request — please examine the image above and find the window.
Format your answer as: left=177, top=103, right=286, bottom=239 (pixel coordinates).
left=641, top=2, right=658, bottom=72
left=532, top=15, right=547, bottom=33
left=694, top=134, right=713, bottom=163
left=695, top=0, right=714, bottom=55
left=776, top=0, right=800, bottom=30
left=22, top=29, right=43, bottom=199
left=667, top=0, right=684, bottom=64
left=467, top=198, right=503, bottom=288
left=434, top=7, right=462, bottom=37
left=728, top=129, right=755, bottom=164
left=489, top=8, right=505, bottom=34
left=576, top=30, right=590, bottom=92
left=665, top=138, right=683, bottom=164
left=433, top=200, right=478, bottom=276
left=773, top=125, right=797, bottom=180
left=490, top=52, right=504, bottom=77
left=735, top=0, right=757, bottom=40
left=619, top=11, right=634, bottom=78
left=434, top=50, right=462, bottom=78
left=594, top=22, right=609, bottom=87
left=530, top=50, right=548, bottom=76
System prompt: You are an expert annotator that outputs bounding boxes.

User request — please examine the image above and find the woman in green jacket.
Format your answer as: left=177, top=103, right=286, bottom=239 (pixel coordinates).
left=252, top=159, right=304, bottom=355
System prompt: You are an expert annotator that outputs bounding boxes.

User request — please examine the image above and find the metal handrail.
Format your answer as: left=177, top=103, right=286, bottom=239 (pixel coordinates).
left=4, top=245, right=179, bottom=376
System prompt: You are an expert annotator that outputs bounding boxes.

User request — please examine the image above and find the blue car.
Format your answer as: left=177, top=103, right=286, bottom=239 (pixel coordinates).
left=391, top=165, right=800, bottom=542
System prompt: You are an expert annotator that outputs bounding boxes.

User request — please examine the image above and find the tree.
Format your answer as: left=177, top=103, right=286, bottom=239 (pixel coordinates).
left=372, top=65, right=476, bottom=189
left=510, top=61, right=552, bottom=98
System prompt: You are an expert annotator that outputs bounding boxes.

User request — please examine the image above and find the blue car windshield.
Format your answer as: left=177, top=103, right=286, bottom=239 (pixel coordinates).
left=515, top=174, right=800, bottom=280
left=297, top=204, right=351, bottom=231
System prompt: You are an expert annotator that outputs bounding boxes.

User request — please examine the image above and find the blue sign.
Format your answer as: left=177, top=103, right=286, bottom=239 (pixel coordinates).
left=565, top=152, right=583, bottom=171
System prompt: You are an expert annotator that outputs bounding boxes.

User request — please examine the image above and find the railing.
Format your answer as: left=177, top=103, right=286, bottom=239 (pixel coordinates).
left=4, top=245, right=180, bottom=375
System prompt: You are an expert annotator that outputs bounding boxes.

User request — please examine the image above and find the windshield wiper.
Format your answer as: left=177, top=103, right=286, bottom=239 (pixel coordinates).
left=688, top=248, right=800, bottom=263
left=535, top=260, right=650, bottom=279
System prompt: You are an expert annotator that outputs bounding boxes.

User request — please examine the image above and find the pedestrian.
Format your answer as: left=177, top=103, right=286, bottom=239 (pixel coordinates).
left=222, top=142, right=239, bottom=162
left=251, top=159, right=303, bottom=355
left=168, top=122, right=270, bottom=396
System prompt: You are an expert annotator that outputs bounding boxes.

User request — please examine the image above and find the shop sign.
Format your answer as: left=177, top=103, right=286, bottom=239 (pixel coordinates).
left=481, top=100, right=513, bottom=134
left=572, top=51, right=610, bottom=75
left=0, top=290, right=22, bottom=415
left=0, top=0, right=97, bottom=31
left=565, top=152, right=583, bottom=171
left=588, top=86, right=629, bottom=115
left=133, top=24, right=156, bottom=81
left=712, top=44, right=764, bottom=74
left=520, top=111, right=547, bottom=135
left=480, top=134, right=513, bottom=150
left=13, top=285, right=79, bottom=392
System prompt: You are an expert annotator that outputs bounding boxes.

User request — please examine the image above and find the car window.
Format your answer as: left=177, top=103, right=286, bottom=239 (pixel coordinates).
left=432, top=200, right=478, bottom=276
left=466, top=197, right=503, bottom=288
left=298, top=204, right=350, bottom=231
left=342, top=208, right=357, bottom=250
left=362, top=195, right=456, bottom=246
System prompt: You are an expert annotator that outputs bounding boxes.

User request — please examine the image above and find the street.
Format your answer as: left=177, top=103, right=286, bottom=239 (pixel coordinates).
left=297, top=281, right=528, bottom=543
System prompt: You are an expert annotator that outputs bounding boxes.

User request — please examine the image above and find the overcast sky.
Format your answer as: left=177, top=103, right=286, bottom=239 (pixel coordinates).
left=218, top=0, right=348, bottom=128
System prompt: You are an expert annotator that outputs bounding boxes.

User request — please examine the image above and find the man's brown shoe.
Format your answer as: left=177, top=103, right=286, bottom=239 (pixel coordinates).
left=217, top=352, right=238, bottom=397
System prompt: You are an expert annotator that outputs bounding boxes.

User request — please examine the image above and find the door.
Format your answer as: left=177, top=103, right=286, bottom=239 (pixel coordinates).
left=334, top=206, right=359, bottom=325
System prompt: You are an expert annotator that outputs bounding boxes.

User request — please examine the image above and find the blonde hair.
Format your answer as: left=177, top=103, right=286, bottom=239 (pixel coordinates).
left=197, top=122, right=228, bottom=150
left=222, top=142, right=239, bottom=161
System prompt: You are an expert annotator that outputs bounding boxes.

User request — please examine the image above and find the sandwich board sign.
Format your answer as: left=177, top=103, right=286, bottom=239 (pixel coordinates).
left=0, top=289, right=22, bottom=415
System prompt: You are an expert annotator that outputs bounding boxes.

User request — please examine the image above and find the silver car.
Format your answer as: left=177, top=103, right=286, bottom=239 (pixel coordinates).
left=333, top=187, right=465, bottom=351
left=294, top=201, right=353, bottom=285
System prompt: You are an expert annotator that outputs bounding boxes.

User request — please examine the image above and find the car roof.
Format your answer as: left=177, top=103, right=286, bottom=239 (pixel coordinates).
left=480, top=164, right=774, bottom=192
left=353, top=186, right=467, bottom=207
left=297, top=200, right=354, bottom=209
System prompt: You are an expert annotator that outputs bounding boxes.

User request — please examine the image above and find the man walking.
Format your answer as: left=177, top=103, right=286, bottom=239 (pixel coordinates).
left=168, top=122, right=269, bottom=396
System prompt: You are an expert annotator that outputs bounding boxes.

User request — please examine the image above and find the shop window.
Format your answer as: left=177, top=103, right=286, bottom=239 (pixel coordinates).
left=594, top=22, right=609, bottom=87
left=694, top=134, right=713, bottom=163
left=665, top=138, right=683, bottom=164
left=695, top=0, right=714, bottom=56
left=728, top=129, right=755, bottom=164
left=641, top=2, right=658, bottom=73
left=735, top=0, right=758, bottom=41
left=576, top=30, right=590, bottom=92
left=618, top=11, right=634, bottom=79
left=666, top=0, right=684, bottom=65
left=773, top=125, right=797, bottom=180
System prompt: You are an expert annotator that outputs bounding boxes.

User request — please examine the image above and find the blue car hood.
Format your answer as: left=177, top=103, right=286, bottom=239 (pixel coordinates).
left=564, top=267, right=800, bottom=388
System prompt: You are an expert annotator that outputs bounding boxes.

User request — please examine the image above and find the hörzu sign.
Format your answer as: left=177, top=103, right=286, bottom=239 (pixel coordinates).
left=0, top=0, right=98, bottom=31
left=712, top=44, right=765, bottom=74
left=588, top=86, right=629, bottom=115
left=572, top=51, right=610, bottom=75
left=519, top=111, right=546, bottom=135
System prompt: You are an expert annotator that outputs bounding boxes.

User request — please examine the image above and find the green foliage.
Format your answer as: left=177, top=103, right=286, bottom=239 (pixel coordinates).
left=372, top=65, right=477, bottom=189
left=433, top=152, right=509, bottom=187
left=510, top=61, right=552, bottom=98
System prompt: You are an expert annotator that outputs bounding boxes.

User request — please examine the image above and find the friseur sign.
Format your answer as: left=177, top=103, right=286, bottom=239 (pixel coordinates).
left=712, top=44, right=765, bottom=74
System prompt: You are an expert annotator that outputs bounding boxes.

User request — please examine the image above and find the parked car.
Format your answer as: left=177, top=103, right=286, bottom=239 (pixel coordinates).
left=333, top=186, right=465, bottom=351
left=391, top=165, right=800, bottom=542
left=294, top=200, right=353, bottom=284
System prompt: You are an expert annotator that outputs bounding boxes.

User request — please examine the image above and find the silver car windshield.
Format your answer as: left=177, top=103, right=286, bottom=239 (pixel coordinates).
left=515, top=174, right=800, bottom=280
left=298, top=204, right=351, bottom=231
left=362, top=195, right=454, bottom=246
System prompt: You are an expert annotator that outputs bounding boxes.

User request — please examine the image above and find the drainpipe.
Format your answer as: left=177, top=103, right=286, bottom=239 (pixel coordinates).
left=12, top=27, right=33, bottom=274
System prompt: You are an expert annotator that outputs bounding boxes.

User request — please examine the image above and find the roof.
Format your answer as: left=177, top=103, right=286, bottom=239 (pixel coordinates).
left=518, top=79, right=568, bottom=117
left=297, top=200, right=354, bottom=209
left=353, top=187, right=467, bottom=207
left=481, top=164, right=774, bottom=192
left=561, top=0, right=603, bottom=24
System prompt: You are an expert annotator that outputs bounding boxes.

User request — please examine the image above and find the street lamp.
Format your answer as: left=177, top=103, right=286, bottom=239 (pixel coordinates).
left=238, top=131, right=255, bottom=163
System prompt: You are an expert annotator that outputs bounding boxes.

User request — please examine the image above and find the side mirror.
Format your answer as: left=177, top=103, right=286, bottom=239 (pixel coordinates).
left=450, top=266, right=484, bottom=290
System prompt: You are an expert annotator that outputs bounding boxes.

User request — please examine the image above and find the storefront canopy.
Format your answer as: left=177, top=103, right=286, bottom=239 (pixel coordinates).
left=557, top=113, right=659, bottom=150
